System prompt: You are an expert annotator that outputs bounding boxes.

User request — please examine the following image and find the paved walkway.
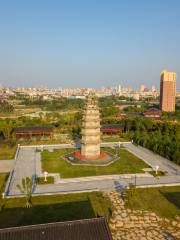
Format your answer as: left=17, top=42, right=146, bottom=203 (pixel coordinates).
left=4, top=143, right=180, bottom=197
left=35, top=179, right=128, bottom=194
left=34, top=175, right=180, bottom=196
left=123, top=143, right=180, bottom=175
left=6, top=147, right=38, bottom=195
left=0, top=160, right=14, bottom=173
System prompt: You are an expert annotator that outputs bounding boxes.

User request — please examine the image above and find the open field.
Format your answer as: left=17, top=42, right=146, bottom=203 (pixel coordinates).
left=126, top=186, right=180, bottom=219
left=102, top=136, right=129, bottom=142
left=0, top=174, right=112, bottom=228
left=41, top=147, right=148, bottom=178
left=0, top=144, right=16, bottom=160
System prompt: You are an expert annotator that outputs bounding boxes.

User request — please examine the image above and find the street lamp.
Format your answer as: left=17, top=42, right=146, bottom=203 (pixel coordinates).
left=44, top=171, right=48, bottom=182
left=155, top=165, right=159, bottom=175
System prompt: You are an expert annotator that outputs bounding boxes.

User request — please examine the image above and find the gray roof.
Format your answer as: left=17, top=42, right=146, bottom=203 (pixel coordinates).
left=16, top=126, right=53, bottom=133
left=0, top=218, right=112, bottom=240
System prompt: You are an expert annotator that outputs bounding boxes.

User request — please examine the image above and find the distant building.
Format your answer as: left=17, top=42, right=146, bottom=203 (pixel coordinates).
left=140, top=85, right=145, bottom=92
left=151, top=85, right=156, bottom=92
left=101, top=124, right=124, bottom=135
left=131, top=93, right=140, bottom=100
left=160, top=70, right=176, bottom=112
left=16, top=126, right=53, bottom=140
left=143, top=108, right=161, bottom=118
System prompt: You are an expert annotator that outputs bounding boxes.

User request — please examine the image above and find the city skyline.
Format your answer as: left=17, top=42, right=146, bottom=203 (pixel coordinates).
left=0, top=1, right=180, bottom=89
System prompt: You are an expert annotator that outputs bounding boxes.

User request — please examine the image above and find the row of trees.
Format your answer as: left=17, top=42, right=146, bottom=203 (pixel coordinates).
left=101, top=116, right=180, bottom=165
left=0, top=111, right=82, bottom=142
left=21, top=97, right=83, bottom=111
left=0, top=101, right=14, bottom=113
left=124, top=118, right=180, bottom=165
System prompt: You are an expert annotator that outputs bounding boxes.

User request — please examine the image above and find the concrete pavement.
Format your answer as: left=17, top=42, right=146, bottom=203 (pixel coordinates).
left=122, top=143, right=180, bottom=175
left=4, top=142, right=180, bottom=197
left=35, top=175, right=180, bottom=196
left=5, top=147, right=38, bottom=195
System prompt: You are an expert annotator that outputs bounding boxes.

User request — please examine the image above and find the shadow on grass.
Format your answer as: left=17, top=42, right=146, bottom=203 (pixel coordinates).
left=0, top=200, right=95, bottom=229
left=114, top=180, right=125, bottom=191
left=0, top=174, right=9, bottom=193
left=162, top=191, right=180, bottom=209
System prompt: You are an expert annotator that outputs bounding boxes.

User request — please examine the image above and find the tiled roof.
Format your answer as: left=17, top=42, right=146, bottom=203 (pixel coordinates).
left=16, top=126, right=53, bottom=133
left=0, top=218, right=112, bottom=240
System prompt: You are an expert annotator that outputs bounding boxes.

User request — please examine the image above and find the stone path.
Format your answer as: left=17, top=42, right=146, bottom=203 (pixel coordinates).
left=105, top=191, right=180, bottom=240
left=6, top=147, right=39, bottom=195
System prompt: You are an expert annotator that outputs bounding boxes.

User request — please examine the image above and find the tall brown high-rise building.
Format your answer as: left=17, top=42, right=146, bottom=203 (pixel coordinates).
left=160, top=70, right=176, bottom=112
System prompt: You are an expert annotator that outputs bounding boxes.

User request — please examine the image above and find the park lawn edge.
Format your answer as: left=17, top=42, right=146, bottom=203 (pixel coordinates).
left=41, top=147, right=148, bottom=178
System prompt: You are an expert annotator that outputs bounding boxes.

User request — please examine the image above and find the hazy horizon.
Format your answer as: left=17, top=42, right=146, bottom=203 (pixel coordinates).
left=0, top=0, right=179, bottom=90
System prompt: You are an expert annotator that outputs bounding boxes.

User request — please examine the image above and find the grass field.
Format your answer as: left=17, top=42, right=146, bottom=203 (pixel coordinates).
left=0, top=192, right=112, bottom=228
left=149, top=171, right=166, bottom=177
left=41, top=147, right=148, bottom=178
left=102, top=136, right=129, bottom=142
left=126, top=186, right=180, bottom=219
left=0, top=174, right=180, bottom=228
left=0, top=173, right=112, bottom=228
left=36, top=176, right=54, bottom=184
left=0, top=173, right=8, bottom=193
left=0, top=144, right=16, bottom=160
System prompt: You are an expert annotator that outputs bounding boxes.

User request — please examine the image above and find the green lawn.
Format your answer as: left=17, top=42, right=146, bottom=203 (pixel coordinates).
left=0, top=144, right=16, bottom=160
left=0, top=173, right=8, bottom=193
left=126, top=186, right=180, bottom=219
left=149, top=171, right=166, bottom=177
left=36, top=176, right=54, bottom=184
left=0, top=173, right=112, bottom=228
left=0, top=191, right=112, bottom=228
left=41, top=147, right=148, bottom=178
left=102, top=137, right=129, bottom=142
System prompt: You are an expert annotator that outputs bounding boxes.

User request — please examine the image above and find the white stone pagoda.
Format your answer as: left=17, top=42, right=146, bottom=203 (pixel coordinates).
left=81, top=92, right=101, bottom=159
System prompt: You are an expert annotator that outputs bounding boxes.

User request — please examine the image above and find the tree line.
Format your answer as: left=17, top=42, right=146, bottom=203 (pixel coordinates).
left=105, top=117, right=180, bottom=165
left=21, top=97, right=83, bottom=111
left=0, top=101, right=14, bottom=113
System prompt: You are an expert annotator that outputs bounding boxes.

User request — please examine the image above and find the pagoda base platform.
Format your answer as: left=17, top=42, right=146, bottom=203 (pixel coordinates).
left=64, top=149, right=118, bottom=166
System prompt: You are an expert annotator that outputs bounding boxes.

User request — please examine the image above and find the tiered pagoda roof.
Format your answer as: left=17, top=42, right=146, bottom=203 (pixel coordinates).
left=81, top=92, right=101, bottom=158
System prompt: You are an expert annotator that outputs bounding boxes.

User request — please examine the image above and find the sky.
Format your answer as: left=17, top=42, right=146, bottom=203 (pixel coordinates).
left=0, top=0, right=180, bottom=89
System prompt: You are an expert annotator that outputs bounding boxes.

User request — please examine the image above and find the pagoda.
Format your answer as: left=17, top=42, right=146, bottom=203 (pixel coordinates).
left=66, top=92, right=116, bottom=164
left=80, top=92, right=101, bottom=159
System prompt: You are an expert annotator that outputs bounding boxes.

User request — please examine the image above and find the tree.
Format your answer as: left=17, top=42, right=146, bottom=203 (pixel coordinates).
left=0, top=101, right=14, bottom=113
left=17, top=177, right=33, bottom=208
